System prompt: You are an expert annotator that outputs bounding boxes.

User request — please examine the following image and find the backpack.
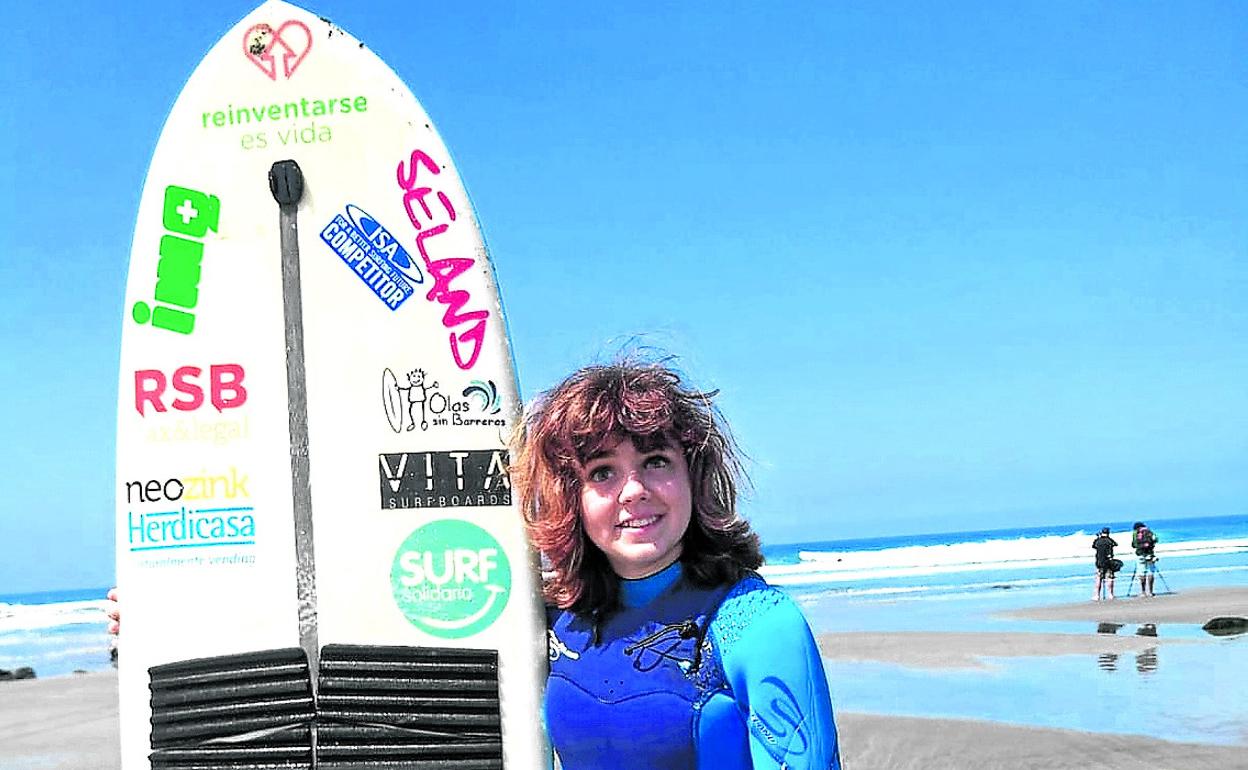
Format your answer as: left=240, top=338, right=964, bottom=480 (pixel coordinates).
left=1133, top=527, right=1156, bottom=556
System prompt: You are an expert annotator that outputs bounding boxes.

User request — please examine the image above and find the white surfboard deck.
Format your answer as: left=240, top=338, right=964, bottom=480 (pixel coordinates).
left=114, top=2, right=548, bottom=767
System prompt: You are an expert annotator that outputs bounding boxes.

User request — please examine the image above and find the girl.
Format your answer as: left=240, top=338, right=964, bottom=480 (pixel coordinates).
left=513, top=360, right=841, bottom=769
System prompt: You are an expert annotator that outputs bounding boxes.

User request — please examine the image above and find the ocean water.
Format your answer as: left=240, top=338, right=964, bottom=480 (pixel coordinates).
left=0, top=587, right=114, bottom=678
left=4, top=514, right=1245, bottom=742
left=760, top=513, right=1248, bottom=745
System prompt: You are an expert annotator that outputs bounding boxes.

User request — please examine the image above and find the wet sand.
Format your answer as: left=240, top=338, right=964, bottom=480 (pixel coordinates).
left=1, top=670, right=1243, bottom=769
left=8, top=586, right=1246, bottom=767
left=815, top=586, right=1247, bottom=670
left=1000, top=585, right=1248, bottom=624
left=838, top=711, right=1245, bottom=770
left=816, top=629, right=1192, bottom=669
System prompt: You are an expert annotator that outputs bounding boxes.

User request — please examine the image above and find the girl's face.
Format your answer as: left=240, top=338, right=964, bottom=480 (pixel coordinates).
left=578, top=436, right=693, bottom=580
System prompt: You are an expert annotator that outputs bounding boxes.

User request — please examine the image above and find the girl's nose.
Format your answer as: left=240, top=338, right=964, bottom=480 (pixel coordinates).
left=618, top=472, right=649, bottom=503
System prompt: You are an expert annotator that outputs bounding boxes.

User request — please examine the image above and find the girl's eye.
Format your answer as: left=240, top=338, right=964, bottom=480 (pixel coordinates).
left=644, top=454, right=672, bottom=469
left=587, top=466, right=612, bottom=482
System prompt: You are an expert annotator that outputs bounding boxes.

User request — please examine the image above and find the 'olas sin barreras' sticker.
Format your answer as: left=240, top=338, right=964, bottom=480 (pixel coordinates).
left=390, top=519, right=511, bottom=639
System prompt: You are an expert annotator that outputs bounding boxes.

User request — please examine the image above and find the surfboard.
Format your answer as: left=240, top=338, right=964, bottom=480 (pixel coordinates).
left=114, top=2, right=548, bottom=767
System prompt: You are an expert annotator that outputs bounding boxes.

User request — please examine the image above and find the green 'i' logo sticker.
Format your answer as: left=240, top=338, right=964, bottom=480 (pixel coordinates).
left=390, top=519, right=511, bottom=639
left=132, top=185, right=220, bottom=335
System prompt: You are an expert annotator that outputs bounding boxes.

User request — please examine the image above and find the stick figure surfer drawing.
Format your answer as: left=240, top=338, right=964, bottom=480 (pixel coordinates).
left=382, top=367, right=440, bottom=432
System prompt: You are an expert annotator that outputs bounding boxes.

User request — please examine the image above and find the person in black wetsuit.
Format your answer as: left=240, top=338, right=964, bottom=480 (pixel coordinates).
left=1092, top=527, right=1119, bottom=601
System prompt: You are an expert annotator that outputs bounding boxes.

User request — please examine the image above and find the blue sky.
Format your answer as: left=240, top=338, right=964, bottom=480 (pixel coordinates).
left=1, top=1, right=1245, bottom=593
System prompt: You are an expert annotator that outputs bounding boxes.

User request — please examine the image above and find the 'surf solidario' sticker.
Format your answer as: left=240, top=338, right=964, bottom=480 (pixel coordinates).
left=390, top=519, right=511, bottom=639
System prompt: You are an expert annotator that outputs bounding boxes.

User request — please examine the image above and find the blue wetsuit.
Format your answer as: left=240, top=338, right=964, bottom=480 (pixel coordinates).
left=545, top=562, right=840, bottom=769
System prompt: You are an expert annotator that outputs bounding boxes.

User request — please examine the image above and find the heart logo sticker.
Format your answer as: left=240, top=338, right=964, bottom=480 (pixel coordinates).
left=242, top=21, right=312, bottom=80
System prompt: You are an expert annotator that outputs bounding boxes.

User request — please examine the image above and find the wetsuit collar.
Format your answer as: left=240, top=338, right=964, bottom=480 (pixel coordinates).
left=619, top=561, right=683, bottom=609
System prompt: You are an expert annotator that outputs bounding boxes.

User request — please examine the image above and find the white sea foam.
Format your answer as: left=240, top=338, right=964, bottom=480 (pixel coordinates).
left=0, top=600, right=110, bottom=634
left=760, top=532, right=1248, bottom=586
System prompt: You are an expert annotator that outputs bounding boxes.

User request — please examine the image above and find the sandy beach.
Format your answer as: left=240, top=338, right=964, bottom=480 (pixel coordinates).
left=3, top=671, right=1243, bottom=770
left=0, top=672, right=120, bottom=770
left=810, top=582, right=1248, bottom=767
left=816, top=585, right=1247, bottom=669
left=2, top=585, right=1242, bottom=770
left=1001, top=585, right=1248, bottom=624
left=838, top=712, right=1245, bottom=770
left=817, top=629, right=1192, bottom=669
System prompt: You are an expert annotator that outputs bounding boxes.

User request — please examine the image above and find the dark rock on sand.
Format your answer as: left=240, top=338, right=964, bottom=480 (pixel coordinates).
left=0, top=667, right=37, bottom=680
left=1201, top=616, right=1248, bottom=637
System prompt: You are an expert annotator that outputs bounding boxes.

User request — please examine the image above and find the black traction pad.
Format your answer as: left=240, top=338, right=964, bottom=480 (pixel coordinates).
left=148, top=645, right=503, bottom=769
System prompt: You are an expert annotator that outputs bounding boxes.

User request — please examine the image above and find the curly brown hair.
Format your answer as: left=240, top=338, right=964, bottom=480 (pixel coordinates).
left=511, top=360, right=763, bottom=615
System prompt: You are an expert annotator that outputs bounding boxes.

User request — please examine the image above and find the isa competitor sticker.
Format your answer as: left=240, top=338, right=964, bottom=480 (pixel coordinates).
left=390, top=519, right=511, bottom=639
left=320, top=204, right=423, bottom=310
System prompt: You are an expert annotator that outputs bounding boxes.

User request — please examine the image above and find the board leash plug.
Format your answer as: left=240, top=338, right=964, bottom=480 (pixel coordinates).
left=269, top=159, right=305, bottom=207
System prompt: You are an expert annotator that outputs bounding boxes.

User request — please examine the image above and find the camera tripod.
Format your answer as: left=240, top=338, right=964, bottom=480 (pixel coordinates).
left=1125, top=556, right=1172, bottom=597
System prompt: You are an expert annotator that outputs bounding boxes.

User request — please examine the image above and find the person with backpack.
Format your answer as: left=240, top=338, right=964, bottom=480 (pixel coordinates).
left=1091, top=527, right=1120, bottom=600
left=1132, top=521, right=1159, bottom=597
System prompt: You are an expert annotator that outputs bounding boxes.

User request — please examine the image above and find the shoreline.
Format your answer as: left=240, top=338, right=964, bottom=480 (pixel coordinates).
left=816, top=629, right=1193, bottom=669
left=3, top=672, right=1241, bottom=770
left=816, top=585, right=1247, bottom=670
left=999, top=585, right=1248, bottom=624
left=4, top=586, right=1244, bottom=767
